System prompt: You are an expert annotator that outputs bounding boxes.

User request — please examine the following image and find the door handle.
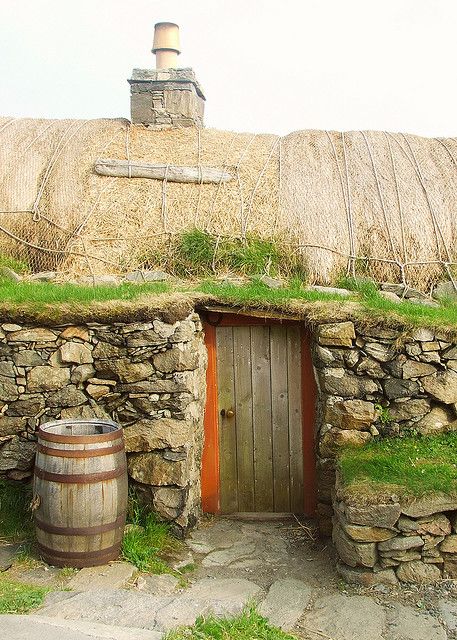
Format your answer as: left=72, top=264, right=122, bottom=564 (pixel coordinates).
left=220, top=408, right=235, bottom=419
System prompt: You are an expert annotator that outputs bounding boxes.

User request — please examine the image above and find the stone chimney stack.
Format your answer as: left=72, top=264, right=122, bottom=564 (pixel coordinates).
left=128, top=22, right=205, bottom=129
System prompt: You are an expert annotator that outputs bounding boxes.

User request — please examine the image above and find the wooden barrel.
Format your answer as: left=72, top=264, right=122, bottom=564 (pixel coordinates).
left=33, top=419, right=128, bottom=568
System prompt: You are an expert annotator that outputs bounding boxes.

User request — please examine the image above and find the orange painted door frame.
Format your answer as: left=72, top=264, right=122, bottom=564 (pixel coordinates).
left=201, top=313, right=317, bottom=516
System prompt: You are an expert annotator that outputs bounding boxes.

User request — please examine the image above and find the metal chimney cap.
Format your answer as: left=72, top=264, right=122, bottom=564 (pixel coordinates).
left=152, top=22, right=181, bottom=54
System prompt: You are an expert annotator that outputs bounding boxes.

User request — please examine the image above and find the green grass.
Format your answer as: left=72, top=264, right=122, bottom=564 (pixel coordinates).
left=0, top=480, right=33, bottom=542
left=339, top=432, right=457, bottom=497
left=121, top=490, right=178, bottom=573
left=164, top=606, right=297, bottom=640
left=0, top=577, right=48, bottom=614
left=0, top=281, right=170, bottom=305
left=339, top=276, right=457, bottom=327
left=1, top=266, right=457, bottom=332
left=196, top=277, right=348, bottom=305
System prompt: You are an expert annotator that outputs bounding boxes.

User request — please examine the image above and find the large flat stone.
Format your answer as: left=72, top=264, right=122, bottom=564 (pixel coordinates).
left=337, top=562, right=398, bottom=586
left=187, top=521, right=245, bottom=554
left=342, top=522, right=396, bottom=543
left=319, top=428, right=371, bottom=458
left=386, top=603, right=446, bottom=640
left=154, top=598, right=210, bottom=631
left=415, top=406, right=455, bottom=435
left=8, top=328, right=57, bottom=342
left=181, top=578, right=262, bottom=616
left=396, top=560, right=441, bottom=583
left=422, top=370, right=457, bottom=404
left=27, top=366, right=70, bottom=392
left=202, top=542, right=257, bottom=567
left=324, top=399, right=376, bottom=431
left=378, top=535, right=424, bottom=552
left=123, top=418, right=192, bottom=452
left=36, top=588, right=167, bottom=630
left=316, top=322, right=355, bottom=347
left=333, top=522, right=377, bottom=568
left=402, top=494, right=457, bottom=517
left=301, top=593, right=386, bottom=640
left=67, top=562, right=136, bottom=591
left=128, top=451, right=189, bottom=486
left=439, top=599, right=457, bottom=632
left=258, top=579, right=312, bottom=631
left=344, top=501, right=401, bottom=528
left=318, top=368, right=378, bottom=397
left=3, top=615, right=160, bottom=640
left=137, top=573, right=180, bottom=595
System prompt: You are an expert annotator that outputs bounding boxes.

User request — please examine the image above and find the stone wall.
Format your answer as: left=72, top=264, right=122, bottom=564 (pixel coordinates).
left=0, top=313, right=207, bottom=533
left=333, top=482, right=457, bottom=585
left=313, top=322, right=457, bottom=536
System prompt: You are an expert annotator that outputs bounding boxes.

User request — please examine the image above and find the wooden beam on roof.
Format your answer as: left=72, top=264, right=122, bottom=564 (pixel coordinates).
left=198, top=304, right=304, bottom=322
left=94, top=159, right=233, bottom=184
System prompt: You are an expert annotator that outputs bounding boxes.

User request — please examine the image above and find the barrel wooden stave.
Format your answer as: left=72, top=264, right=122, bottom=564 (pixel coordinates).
left=33, top=420, right=128, bottom=568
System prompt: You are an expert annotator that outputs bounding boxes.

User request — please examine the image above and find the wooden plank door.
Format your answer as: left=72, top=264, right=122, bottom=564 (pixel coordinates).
left=216, top=324, right=304, bottom=513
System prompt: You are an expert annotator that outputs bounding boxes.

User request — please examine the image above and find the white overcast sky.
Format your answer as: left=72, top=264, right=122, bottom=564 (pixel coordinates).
left=1, top=0, right=456, bottom=136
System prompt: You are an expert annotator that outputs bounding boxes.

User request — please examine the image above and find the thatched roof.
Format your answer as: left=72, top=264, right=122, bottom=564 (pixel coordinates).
left=1, top=116, right=457, bottom=291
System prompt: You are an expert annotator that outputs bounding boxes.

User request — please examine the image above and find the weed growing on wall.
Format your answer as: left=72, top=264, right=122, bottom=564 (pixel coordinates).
left=121, top=489, right=179, bottom=573
left=0, top=480, right=33, bottom=542
left=0, top=253, right=30, bottom=276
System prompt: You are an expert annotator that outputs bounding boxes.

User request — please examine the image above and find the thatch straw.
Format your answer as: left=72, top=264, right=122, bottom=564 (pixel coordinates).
left=1, top=116, right=457, bottom=291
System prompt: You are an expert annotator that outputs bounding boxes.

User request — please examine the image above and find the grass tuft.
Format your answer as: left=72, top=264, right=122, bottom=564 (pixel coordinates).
left=0, top=254, right=29, bottom=275
left=164, top=605, right=298, bottom=640
left=339, top=432, right=457, bottom=497
left=0, top=480, right=33, bottom=542
left=121, top=489, right=178, bottom=573
left=0, top=577, right=48, bottom=614
left=177, top=229, right=216, bottom=276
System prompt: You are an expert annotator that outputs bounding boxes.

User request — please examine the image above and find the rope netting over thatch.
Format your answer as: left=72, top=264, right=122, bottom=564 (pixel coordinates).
left=1, top=115, right=457, bottom=291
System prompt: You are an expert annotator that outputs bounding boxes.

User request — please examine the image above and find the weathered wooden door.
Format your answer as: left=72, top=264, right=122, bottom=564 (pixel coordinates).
left=216, top=324, right=304, bottom=513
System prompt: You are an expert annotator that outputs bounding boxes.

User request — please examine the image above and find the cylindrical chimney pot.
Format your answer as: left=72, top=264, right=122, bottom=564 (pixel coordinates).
left=152, top=22, right=181, bottom=69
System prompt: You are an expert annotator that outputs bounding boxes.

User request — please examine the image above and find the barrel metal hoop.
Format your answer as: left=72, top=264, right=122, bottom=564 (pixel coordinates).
left=34, top=464, right=127, bottom=484
left=35, top=513, right=126, bottom=536
left=37, top=442, right=125, bottom=458
left=38, top=429, right=122, bottom=444
left=37, top=541, right=122, bottom=560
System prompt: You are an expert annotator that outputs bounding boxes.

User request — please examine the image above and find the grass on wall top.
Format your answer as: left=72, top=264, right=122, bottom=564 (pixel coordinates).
left=1, top=259, right=457, bottom=332
left=338, top=432, right=457, bottom=499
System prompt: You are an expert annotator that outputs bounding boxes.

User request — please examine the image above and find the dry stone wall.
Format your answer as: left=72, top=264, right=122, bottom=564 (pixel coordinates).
left=313, top=321, right=457, bottom=538
left=0, top=313, right=207, bottom=533
left=333, top=480, right=457, bottom=585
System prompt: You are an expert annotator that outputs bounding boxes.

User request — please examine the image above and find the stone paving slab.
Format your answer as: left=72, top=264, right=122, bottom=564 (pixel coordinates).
left=1, top=615, right=162, bottom=640
left=300, top=594, right=386, bottom=640
left=36, top=588, right=170, bottom=631
left=136, top=573, right=181, bottom=596
left=154, top=598, right=210, bottom=631
left=201, top=541, right=257, bottom=567
left=385, top=603, right=447, bottom=640
left=181, top=578, right=263, bottom=616
left=258, top=579, right=312, bottom=631
left=439, top=599, right=457, bottom=633
left=67, top=562, right=137, bottom=591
